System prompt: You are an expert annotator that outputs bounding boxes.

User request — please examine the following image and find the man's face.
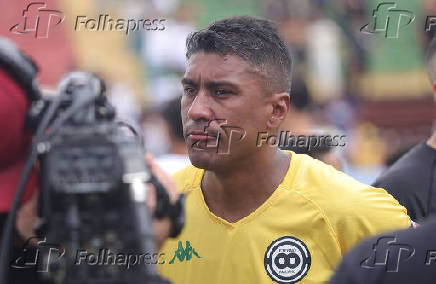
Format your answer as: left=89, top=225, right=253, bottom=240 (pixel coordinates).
left=181, top=51, right=273, bottom=170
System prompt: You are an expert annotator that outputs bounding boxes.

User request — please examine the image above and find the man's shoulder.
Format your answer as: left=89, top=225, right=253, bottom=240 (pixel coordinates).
left=288, top=153, right=410, bottom=243
left=172, top=164, right=203, bottom=193
left=292, top=152, right=405, bottom=207
left=288, top=153, right=370, bottom=200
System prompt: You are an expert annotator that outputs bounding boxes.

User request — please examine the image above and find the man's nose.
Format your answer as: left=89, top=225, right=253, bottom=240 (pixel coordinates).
left=187, top=92, right=213, bottom=121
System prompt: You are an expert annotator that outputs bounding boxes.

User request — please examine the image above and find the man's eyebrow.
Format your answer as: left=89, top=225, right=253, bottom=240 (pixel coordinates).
left=181, top=78, right=239, bottom=90
left=206, top=81, right=238, bottom=89
left=181, top=78, right=197, bottom=86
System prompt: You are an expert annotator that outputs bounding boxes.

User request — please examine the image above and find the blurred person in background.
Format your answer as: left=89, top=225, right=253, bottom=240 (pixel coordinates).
left=329, top=216, right=436, bottom=284
left=280, top=77, right=346, bottom=170
left=372, top=37, right=436, bottom=222
left=155, top=96, right=190, bottom=174
left=280, top=77, right=315, bottom=135
left=0, top=36, right=40, bottom=284
left=383, top=144, right=416, bottom=168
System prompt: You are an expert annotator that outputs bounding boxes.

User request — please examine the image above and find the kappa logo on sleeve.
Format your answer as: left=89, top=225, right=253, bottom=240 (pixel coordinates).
left=264, top=236, right=311, bottom=284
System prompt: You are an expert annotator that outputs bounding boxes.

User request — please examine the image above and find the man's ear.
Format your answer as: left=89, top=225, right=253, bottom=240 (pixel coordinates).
left=266, top=92, right=290, bottom=129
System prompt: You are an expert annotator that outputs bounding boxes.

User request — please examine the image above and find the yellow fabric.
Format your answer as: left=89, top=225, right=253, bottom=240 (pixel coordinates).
left=158, top=151, right=410, bottom=284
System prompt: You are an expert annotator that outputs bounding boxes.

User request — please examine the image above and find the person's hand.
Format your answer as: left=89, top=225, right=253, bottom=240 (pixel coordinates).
left=144, top=154, right=180, bottom=249
left=16, top=190, right=39, bottom=243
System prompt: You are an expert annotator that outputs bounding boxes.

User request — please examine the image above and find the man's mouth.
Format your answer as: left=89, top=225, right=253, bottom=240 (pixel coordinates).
left=188, top=134, right=209, bottom=141
left=187, top=131, right=219, bottom=150
left=187, top=130, right=218, bottom=140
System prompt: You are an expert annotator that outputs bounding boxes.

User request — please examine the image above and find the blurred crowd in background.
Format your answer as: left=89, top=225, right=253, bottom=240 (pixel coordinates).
left=2, top=0, right=436, bottom=184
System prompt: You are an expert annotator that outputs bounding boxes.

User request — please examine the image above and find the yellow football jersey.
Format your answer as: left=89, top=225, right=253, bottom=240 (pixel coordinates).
left=158, top=152, right=410, bottom=284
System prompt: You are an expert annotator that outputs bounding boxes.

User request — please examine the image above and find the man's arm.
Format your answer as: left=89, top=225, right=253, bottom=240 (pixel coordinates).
left=329, top=184, right=411, bottom=255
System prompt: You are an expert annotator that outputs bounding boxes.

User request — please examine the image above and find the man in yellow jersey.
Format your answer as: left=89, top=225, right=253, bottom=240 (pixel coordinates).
left=158, top=16, right=411, bottom=284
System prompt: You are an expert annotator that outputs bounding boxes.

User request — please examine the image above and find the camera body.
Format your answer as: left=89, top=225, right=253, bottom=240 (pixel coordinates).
left=34, top=73, right=169, bottom=284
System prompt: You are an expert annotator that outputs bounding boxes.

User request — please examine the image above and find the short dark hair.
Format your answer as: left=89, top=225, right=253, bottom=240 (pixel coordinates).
left=426, top=36, right=436, bottom=84
left=186, top=16, right=292, bottom=95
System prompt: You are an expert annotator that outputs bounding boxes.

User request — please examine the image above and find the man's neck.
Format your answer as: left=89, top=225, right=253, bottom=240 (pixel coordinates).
left=201, top=149, right=290, bottom=223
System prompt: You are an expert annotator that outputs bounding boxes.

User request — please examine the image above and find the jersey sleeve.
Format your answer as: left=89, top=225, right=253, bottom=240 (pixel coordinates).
left=331, top=182, right=411, bottom=255
left=289, top=154, right=412, bottom=257
left=300, top=156, right=412, bottom=255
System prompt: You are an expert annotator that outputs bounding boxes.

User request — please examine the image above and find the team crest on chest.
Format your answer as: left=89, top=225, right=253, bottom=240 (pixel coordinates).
left=264, top=236, right=311, bottom=284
